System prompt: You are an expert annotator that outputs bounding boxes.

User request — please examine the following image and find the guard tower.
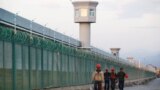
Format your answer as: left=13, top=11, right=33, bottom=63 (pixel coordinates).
left=72, top=0, right=98, bottom=49
left=110, top=48, right=120, bottom=57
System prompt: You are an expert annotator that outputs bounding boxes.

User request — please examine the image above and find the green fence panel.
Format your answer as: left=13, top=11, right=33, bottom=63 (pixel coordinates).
left=15, top=44, right=23, bottom=90
left=30, top=47, right=37, bottom=89
left=36, top=48, right=42, bottom=89
left=4, top=42, right=13, bottom=90
left=22, top=46, right=29, bottom=90
left=0, top=41, right=4, bottom=90
left=53, top=52, right=58, bottom=87
left=48, top=51, right=53, bottom=87
left=43, top=50, right=49, bottom=87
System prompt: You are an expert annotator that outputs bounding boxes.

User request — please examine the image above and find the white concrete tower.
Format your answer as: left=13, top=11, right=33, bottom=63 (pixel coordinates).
left=72, top=0, right=98, bottom=48
left=110, top=48, right=121, bottom=57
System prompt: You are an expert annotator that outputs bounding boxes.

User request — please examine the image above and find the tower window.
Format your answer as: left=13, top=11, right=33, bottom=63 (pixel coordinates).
left=80, top=9, right=88, bottom=17
left=90, top=9, right=95, bottom=16
left=75, top=9, right=80, bottom=17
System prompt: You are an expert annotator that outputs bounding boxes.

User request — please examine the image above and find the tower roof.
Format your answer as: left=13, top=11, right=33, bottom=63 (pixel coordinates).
left=110, top=48, right=121, bottom=51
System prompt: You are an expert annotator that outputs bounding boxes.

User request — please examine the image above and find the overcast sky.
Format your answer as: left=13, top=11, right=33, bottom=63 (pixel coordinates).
left=0, top=0, right=160, bottom=67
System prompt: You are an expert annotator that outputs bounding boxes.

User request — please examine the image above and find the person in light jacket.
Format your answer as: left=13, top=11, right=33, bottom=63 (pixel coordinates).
left=92, top=64, right=104, bottom=90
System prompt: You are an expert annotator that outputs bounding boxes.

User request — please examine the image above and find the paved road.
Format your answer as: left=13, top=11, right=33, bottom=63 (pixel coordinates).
left=123, top=78, right=160, bottom=90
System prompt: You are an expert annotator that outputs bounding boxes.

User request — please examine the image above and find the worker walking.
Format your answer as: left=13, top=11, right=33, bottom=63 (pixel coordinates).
left=104, top=69, right=110, bottom=90
left=110, top=68, right=117, bottom=90
left=92, top=64, right=104, bottom=90
left=117, top=68, right=127, bottom=90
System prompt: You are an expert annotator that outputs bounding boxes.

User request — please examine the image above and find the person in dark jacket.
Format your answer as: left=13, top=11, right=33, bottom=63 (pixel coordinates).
left=104, top=69, right=110, bottom=90
left=110, top=68, right=117, bottom=90
left=117, top=68, right=126, bottom=90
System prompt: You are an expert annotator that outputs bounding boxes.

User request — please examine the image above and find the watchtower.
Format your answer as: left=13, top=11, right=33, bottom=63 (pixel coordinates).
left=72, top=0, right=98, bottom=48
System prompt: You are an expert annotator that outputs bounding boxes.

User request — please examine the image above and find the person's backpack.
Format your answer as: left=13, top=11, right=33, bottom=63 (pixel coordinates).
left=94, top=72, right=102, bottom=81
